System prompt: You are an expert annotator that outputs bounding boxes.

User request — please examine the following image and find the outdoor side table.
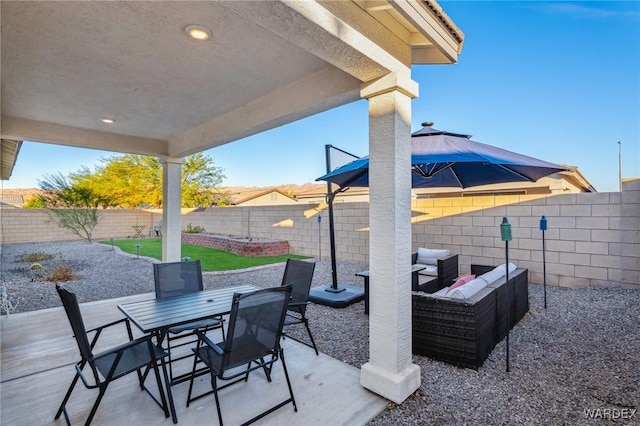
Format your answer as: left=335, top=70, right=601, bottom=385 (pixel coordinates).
left=356, top=265, right=426, bottom=315
left=132, top=225, right=146, bottom=238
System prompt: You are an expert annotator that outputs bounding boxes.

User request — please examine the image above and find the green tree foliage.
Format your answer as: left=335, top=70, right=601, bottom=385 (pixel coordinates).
left=71, top=153, right=226, bottom=208
left=71, top=155, right=161, bottom=208
left=23, top=195, right=46, bottom=208
left=181, top=153, right=226, bottom=208
left=36, top=173, right=104, bottom=242
left=28, top=153, right=229, bottom=209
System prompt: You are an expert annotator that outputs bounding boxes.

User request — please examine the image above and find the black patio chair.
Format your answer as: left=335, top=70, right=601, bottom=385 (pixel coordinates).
left=153, top=259, right=225, bottom=384
left=186, top=286, right=297, bottom=426
left=280, top=259, right=319, bottom=355
left=55, top=284, right=175, bottom=425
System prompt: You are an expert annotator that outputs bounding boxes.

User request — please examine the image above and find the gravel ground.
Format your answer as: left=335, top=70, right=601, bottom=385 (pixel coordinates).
left=1, top=241, right=639, bottom=425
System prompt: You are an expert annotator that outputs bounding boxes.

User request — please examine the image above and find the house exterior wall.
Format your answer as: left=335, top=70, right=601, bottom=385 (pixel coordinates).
left=2, top=181, right=638, bottom=289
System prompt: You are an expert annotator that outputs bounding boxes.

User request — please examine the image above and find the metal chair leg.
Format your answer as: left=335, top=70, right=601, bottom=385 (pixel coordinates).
left=85, top=383, right=109, bottom=425
left=55, top=365, right=83, bottom=422
left=303, top=320, right=319, bottom=355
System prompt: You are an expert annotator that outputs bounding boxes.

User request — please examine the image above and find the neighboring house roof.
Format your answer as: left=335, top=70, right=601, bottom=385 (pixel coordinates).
left=232, top=188, right=298, bottom=206
left=557, top=165, right=597, bottom=192
left=0, top=194, right=24, bottom=204
left=296, top=185, right=370, bottom=202
left=0, top=193, right=24, bottom=208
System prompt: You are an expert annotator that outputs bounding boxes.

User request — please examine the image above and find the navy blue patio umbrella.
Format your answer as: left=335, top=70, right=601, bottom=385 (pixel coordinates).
left=310, top=122, right=567, bottom=308
left=319, top=123, right=567, bottom=189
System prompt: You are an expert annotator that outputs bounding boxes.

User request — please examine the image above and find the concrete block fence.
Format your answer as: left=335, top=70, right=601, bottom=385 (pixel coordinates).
left=0, top=209, right=160, bottom=243
left=1, top=180, right=638, bottom=289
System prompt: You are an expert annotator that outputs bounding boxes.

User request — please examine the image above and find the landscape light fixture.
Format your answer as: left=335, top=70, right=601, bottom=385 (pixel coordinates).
left=101, top=117, right=114, bottom=124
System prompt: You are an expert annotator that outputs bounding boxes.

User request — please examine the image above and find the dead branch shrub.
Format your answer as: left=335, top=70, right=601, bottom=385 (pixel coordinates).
left=46, top=266, right=80, bottom=282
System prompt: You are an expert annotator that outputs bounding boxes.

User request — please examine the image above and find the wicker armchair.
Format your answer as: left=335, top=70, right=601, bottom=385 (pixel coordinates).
left=411, top=252, right=459, bottom=293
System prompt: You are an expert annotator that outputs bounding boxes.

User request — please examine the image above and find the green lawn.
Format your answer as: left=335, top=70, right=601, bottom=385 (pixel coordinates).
left=99, top=238, right=307, bottom=271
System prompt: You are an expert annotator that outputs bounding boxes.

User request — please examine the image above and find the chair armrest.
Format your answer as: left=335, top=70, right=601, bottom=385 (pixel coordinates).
left=78, top=334, right=162, bottom=388
left=92, top=334, right=157, bottom=362
left=85, top=317, right=134, bottom=350
left=85, top=317, right=129, bottom=335
left=439, top=253, right=458, bottom=263
left=411, top=252, right=418, bottom=264
left=470, top=264, right=494, bottom=276
left=195, top=329, right=224, bottom=356
left=437, top=254, right=459, bottom=289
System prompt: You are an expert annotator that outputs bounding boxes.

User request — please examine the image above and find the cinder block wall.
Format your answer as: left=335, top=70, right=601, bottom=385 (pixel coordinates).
left=0, top=209, right=156, bottom=243
left=179, top=185, right=638, bottom=289
left=2, top=181, right=638, bottom=289
left=410, top=186, right=639, bottom=289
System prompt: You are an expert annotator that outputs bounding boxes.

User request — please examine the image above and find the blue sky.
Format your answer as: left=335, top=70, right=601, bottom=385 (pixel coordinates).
left=4, top=1, right=639, bottom=193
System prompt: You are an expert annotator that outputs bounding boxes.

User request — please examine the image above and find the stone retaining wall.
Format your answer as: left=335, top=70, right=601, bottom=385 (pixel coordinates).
left=181, top=233, right=289, bottom=257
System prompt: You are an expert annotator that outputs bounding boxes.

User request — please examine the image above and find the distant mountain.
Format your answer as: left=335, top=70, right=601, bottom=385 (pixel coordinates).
left=220, top=183, right=326, bottom=195
left=0, top=188, right=42, bottom=198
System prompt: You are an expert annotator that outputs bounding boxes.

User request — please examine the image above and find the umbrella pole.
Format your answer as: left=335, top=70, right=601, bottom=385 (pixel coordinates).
left=307, top=145, right=363, bottom=307
left=325, top=144, right=344, bottom=293
left=327, top=192, right=341, bottom=292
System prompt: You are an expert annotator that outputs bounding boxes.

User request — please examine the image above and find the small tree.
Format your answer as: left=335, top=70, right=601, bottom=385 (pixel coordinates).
left=70, top=152, right=226, bottom=208
left=37, top=173, right=105, bottom=242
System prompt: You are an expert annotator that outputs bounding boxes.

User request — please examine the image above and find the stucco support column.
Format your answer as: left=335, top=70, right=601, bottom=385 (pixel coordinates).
left=360, top=72, right=420, bottom=403
left=161, top=157, right=183, bottom=262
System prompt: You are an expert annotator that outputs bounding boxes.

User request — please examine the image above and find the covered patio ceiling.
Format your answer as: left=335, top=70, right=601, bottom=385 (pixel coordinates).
left=1, top=0, right=463, bottom=175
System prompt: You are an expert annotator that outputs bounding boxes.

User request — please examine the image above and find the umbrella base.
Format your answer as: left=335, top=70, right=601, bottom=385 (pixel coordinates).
left=308, top=284, right=364, bottom=308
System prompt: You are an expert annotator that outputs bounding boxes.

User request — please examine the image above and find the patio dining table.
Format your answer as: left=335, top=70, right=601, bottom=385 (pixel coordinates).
left=118, top=284, right=261, bottom=423
left=118, top=284, right=260, bottom=336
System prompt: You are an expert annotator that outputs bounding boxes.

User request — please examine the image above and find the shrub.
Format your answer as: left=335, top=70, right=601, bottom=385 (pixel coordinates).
left=17, top=252, right=54, bottom=262
left=46, top=266, right=80, bottom=282
left=30, top=263, right=43, bottom=270
left=184, top=223, right=206, bottom=233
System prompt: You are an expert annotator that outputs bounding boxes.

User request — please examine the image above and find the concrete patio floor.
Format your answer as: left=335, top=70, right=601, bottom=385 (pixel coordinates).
left=1, top=293, right=387, bottom=425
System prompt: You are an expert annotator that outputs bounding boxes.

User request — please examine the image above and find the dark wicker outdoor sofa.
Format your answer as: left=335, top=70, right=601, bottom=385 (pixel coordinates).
left=412, top=265, right=529, bottom=370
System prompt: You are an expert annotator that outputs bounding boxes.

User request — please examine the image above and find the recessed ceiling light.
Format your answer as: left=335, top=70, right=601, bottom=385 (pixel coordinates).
left=185, top=25, right=211, bottom=41
left=101, top=118, right=115, bottom=124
